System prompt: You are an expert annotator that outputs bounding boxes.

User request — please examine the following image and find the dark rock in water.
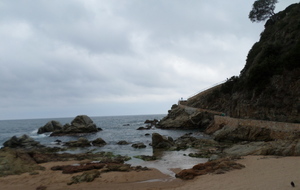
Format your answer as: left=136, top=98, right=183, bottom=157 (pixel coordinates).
left=64, top=137, right=91, bottom=147
left=131, top=143, right=146, bottom=149
left=123, top=124, right=130, bottom=126
left=151, top=133, right=174, bottom=149
left=54, top=139, right=62, bottom=145
left=134, top=155, right=156, bottom=161
left=91, top=138, right=106, bottom=147
left=145, top=133, right=150, bottom=136
left=50, top=115, right=100, bottom=136
left=3, top=134, right=45, bottom=149
left=144, top=119, right=158, bottom=126
left=117, top=140, right=130, bottom=145
left=37, top=120, right=63, bottom=134
left=64, top=137, right=107, bottom=147
left=137, top=126, right=151, bottom=130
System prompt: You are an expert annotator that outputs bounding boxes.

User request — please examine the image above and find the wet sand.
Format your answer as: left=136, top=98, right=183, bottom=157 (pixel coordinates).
left=171, top=156, right=300, bottom=190
left=0, top=156, right=299, bottom=190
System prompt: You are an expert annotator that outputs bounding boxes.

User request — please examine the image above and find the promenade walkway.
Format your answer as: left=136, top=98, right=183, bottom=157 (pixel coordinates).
left=177, top=101, right=223, bottom=115
left=178, top=83, right=300, bottom=130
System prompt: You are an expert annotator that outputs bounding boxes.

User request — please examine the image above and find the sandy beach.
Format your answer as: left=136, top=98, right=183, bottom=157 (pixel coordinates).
left=0, top=155, right=299, bottom=190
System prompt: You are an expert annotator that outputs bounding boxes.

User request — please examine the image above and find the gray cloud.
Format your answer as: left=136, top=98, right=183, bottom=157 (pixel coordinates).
left=0, top=0, right=298, bottom=119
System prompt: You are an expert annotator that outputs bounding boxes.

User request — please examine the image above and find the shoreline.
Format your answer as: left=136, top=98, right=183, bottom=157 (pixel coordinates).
left=0, top=156, right=299, bottom=190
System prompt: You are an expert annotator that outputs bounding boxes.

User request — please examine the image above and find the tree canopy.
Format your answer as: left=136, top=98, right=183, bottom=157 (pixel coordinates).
left=249, top=0, right=278, bottom=22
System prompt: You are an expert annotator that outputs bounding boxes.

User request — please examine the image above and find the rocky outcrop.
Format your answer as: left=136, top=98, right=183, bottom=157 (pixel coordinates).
left=131, top=143, right=146, bottom=149
left=91, top=138, right=107, bottom=147
left=68, top=170, right=100, bottom=185
left=3, top=134, right=45, bottom=149
left=64, top=137, right=91, bottom=147
left=50, top=115, right=101, bottom=136
left=64, top=137, right=107, bottom=147
left=175, top=157, right=244, bottom=180
left=161, top=4, right=300, bottom=129
left=186, top=4, right=300, bottom=123
left=213, top=124, right=300, bottom=142
left=37, top=120, right=63, bottom=134
left=158, top=106, right=214, bottom=129
left=51, top=160, right=149, bottom=185
left=0, top=146, right=133, bottom=177
left=144, top=119, right=158, bottom=127
left=117, top=140, right=130, bottom=145
left=151, top=133, right=174, bottom=149
left=0, top=147, right=44, bottom=177
left=224, top=140, right=300, bottom=157
left=137, top=126, right=151, bottom=130
left=136, top=119, right=159, bottom=130
left=134, top=155, right=157, bottom=161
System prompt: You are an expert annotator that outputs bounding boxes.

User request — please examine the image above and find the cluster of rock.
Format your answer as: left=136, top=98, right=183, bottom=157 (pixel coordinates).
left=3, top=134, right=45, bottom=150
left=2, top=134, right=107, bottom=150
left=54, top=163, right=149, bottom=185
left=175, top=157, right=245, bottom=180
left=2, top=110, right=300, bottom=184
left=204, top=119, right=300, bottom=157
left=151, top=133, right=174, bottom=149
left=136, top=119, right=159, bottom=130
left=65, top=137, right=106, bottom=147
left=157, top=106, right=214, bottom=130
left=151, top=133, right=227, bottom=160
left=38, top=115, right=101, bottom=136
left=0, top=147, right=45, bottom=177
left=0, top=144, right=132, bottom=178
left=156, top=103, right=300, bottom=159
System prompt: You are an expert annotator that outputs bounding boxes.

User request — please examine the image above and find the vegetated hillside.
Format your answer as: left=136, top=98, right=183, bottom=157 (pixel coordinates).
left=187, top=3, right=300, bottom=123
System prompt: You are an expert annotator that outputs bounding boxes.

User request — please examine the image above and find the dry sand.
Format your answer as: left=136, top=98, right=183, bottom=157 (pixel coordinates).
left=0, top=156, right=299, bottom=190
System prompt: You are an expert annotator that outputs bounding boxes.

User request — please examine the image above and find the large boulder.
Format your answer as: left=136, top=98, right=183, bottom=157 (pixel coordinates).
left=50, top=115, right=100, bottom=136
left=71, top=115, right=94, bottom=127
left=91, top=138, right=107, bottom=147
left=37, top=120, right=63, bottom=134
left=158, top=107, right=214, bottom=130
left=0, top=147, right=44, bottom=177
left=64, top=137, right=91, bottom=147
left=3, top=134, right=45, bottom=149
left=151, top=133, right=174, bottom=149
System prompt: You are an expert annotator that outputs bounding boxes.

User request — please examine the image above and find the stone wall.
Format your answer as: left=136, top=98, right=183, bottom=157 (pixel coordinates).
left=214, top=116, right=300, bottom=131
left=178, top=104, right=223, bottom=115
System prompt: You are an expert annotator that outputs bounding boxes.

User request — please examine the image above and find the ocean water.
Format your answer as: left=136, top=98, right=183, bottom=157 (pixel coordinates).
left=0, top=114, right=208, bottom=176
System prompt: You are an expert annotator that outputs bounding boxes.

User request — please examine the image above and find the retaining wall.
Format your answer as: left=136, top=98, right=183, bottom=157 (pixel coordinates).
left=214, top=115, right=300, bottom=131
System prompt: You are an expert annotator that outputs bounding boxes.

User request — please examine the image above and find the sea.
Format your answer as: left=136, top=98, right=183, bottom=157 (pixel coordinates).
left=0, top=114, right=208, bottom=177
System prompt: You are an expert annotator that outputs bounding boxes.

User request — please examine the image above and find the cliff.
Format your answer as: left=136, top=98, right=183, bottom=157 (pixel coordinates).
left=159, top=3, right=300, bottom=129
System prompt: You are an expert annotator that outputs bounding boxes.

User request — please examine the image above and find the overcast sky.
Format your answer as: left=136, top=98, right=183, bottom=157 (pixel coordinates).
left=0, top=0, right=298, bottom=120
